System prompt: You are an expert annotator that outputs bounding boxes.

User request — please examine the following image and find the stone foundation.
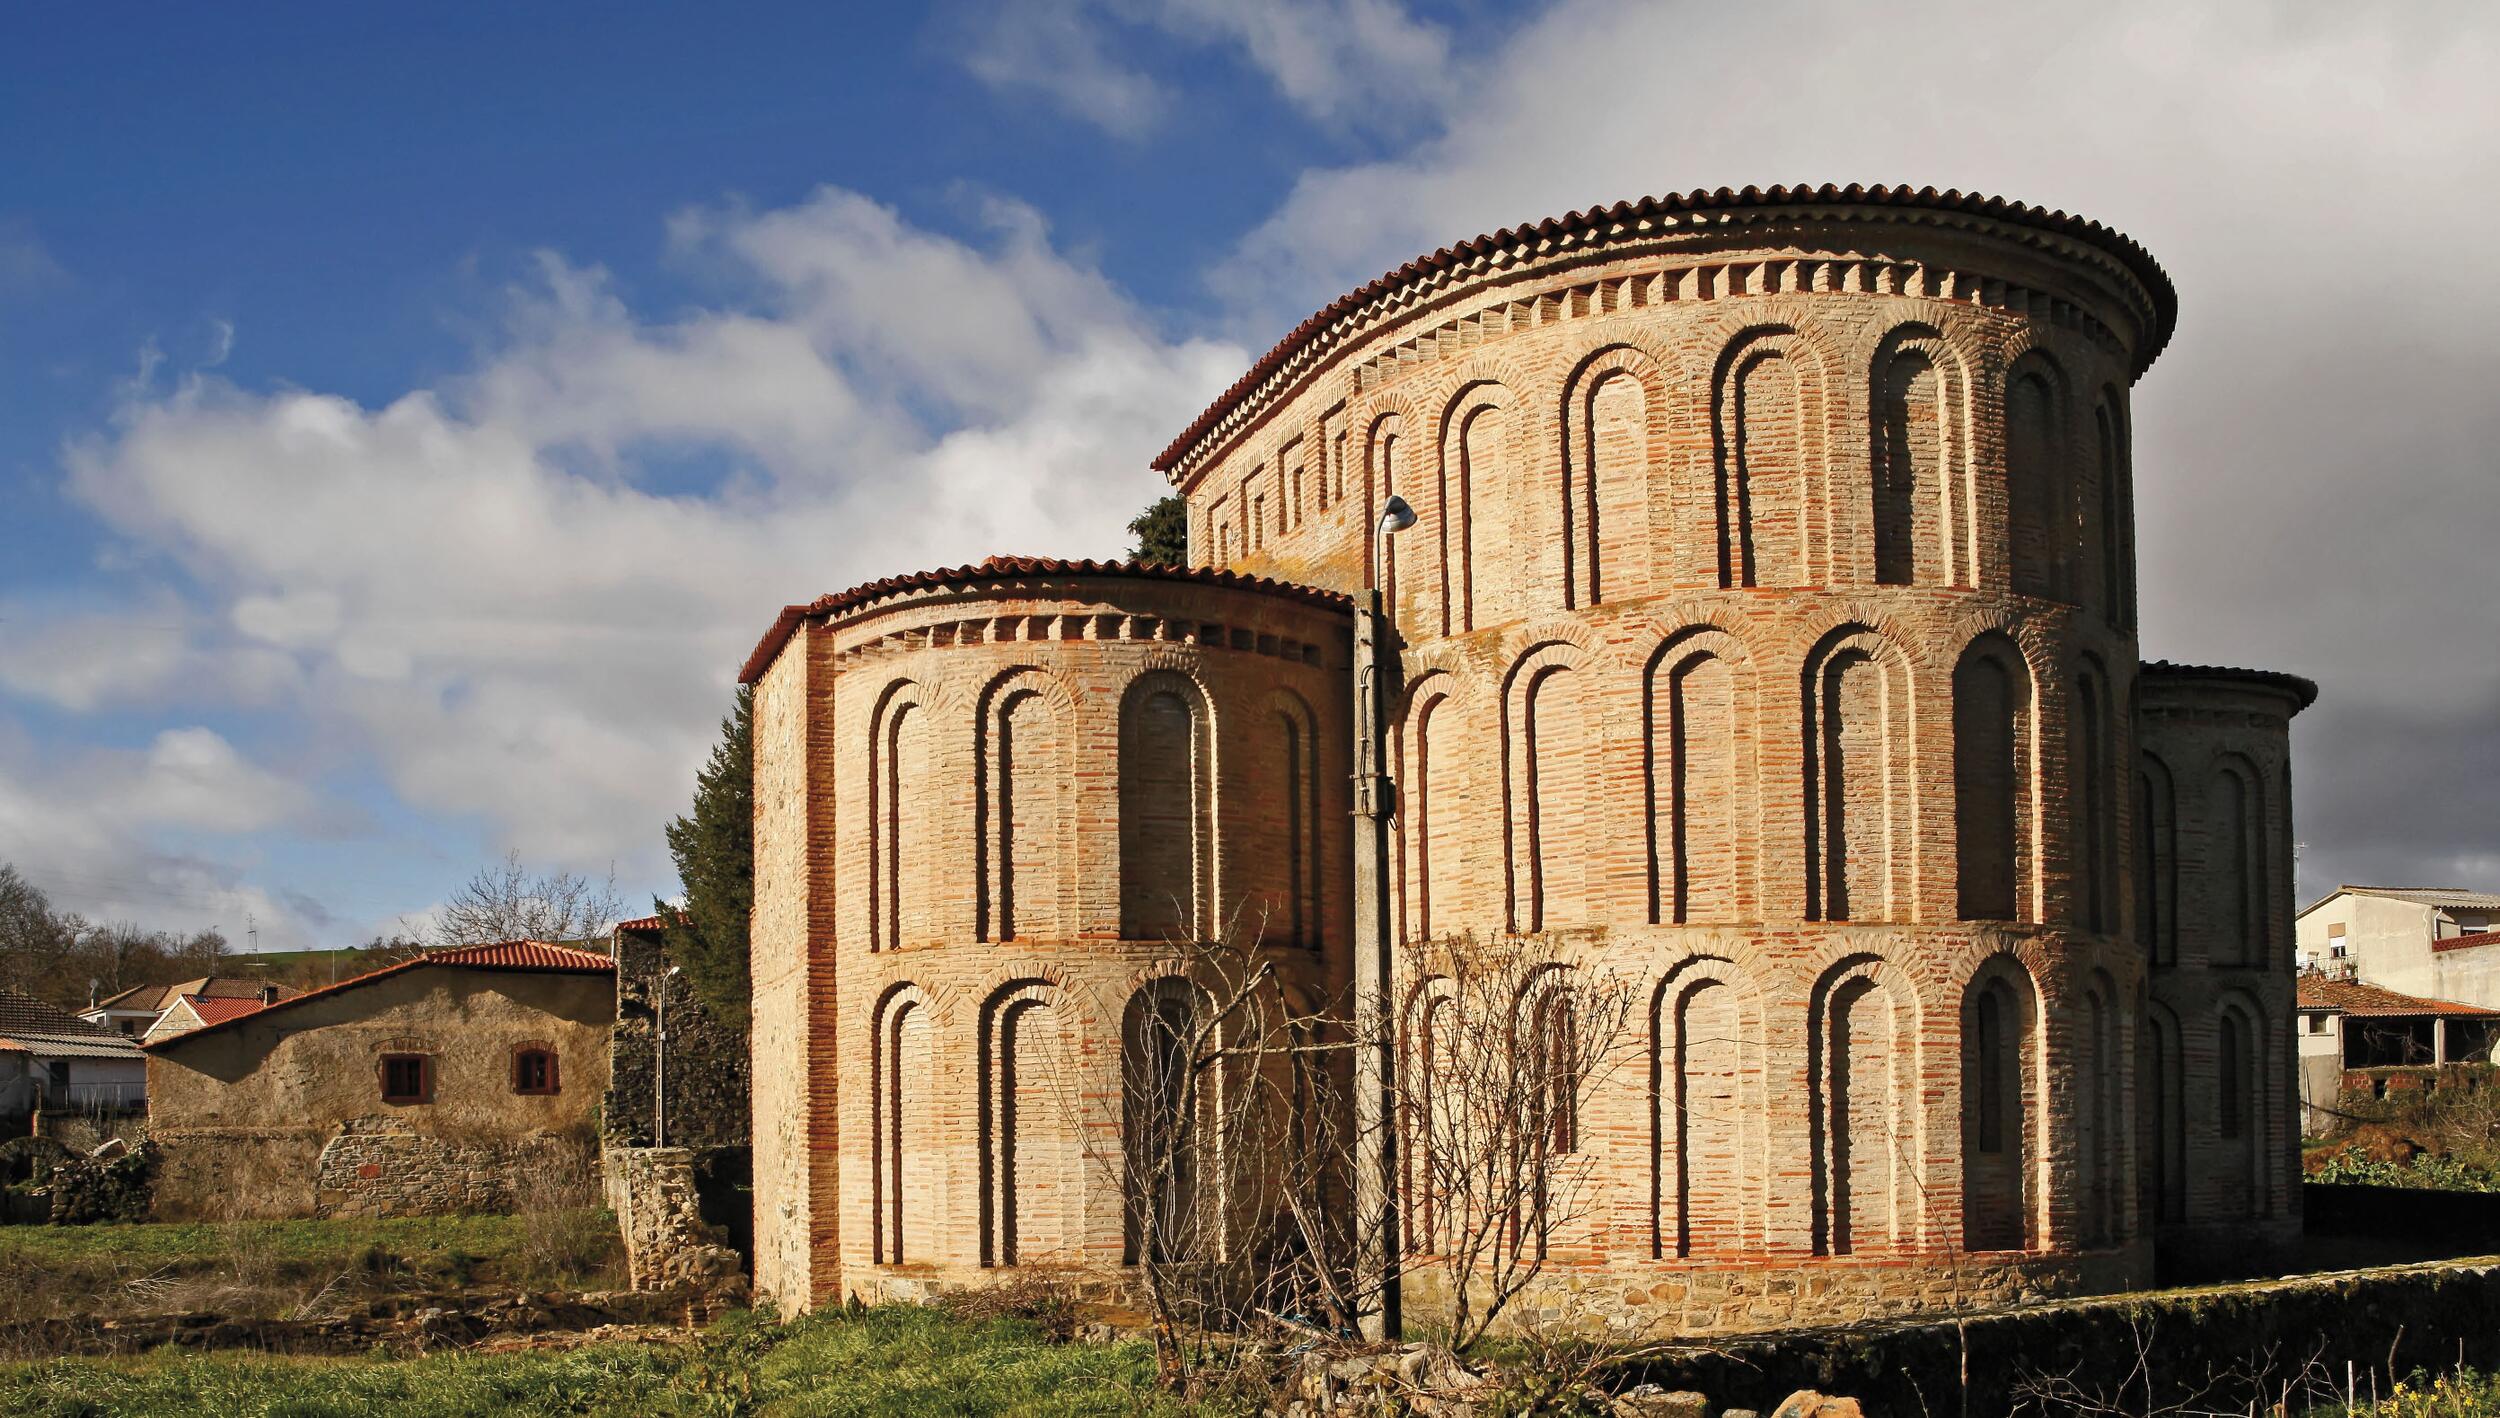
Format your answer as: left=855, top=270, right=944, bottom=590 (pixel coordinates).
left=604, top=1146, right=746, bottom=1291
left=312, top=1117, right=598, bottom=1218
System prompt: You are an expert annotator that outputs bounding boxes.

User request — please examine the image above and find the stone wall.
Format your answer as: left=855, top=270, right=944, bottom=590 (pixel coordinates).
left=314, top=1117, right=599, bottom=1218
left=1620, top=1257, right=2500, bottom=1416
left=605, top=924, right=751, bottom=1151
left=603, top=1146, right=745, bottom=1292
left=34, top=1107, right=148, bottom=1155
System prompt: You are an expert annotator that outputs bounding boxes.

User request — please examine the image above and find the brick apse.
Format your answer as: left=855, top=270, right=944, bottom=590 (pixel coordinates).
left=741, top=184, right=2313, bottom=1332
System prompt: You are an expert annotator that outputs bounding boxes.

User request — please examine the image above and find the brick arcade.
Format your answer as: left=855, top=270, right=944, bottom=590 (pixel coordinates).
left=739, top=184, right=2313, bottom=1333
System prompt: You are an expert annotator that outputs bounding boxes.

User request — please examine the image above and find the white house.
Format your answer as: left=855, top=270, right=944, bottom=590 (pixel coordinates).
left=2295, top=886, right=2500, bottom=1005
left=1, top=988, right=146, bottom=1120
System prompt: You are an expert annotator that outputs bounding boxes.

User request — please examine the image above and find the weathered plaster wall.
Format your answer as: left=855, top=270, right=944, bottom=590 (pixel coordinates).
left=147, top=967, right=612, bottom=1219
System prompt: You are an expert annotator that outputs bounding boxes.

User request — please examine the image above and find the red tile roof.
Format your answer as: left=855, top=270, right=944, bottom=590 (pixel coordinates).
left=423, top=940, right=615, bottom=970
left=2435, top=931, right=2500, bottom=954
left=738, top=555, right=1353, bottom=684
left=2297, top=976, right=2500, bottom=1018
left=177, top=995, right=268, bottom=1026
left=92, top=975, right=303, bottom=1014
left=614, top=911, right=683, bottom=934
left=1153, top=182, right=2180, bottom=476
left=145, top=940, right=612, bottom=1051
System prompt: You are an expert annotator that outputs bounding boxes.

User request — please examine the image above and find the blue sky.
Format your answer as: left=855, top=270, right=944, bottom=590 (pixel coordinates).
left=3, top=1, right=2496, bottom=948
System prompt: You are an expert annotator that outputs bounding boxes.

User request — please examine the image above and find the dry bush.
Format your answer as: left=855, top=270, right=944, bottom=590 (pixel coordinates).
left=935, top=1273, right=1083, bottom=1343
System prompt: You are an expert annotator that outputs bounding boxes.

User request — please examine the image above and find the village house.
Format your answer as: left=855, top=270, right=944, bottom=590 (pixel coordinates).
left=81, top=975, right=299, bottom=1040
left=2295, top=974, right=2500, bottom=1131
left=144, top=940, right=614, bottom=1219
left=2297, top=885, right=2500, bottom=1005
left=1, top=987, right=145, bottom=1130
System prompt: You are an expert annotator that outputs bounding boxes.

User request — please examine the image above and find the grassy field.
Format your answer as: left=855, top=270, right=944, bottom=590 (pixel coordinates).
left=0, top=1305, right=1205, bottom=1417
left=0, top=1212, right=623, bottom=1328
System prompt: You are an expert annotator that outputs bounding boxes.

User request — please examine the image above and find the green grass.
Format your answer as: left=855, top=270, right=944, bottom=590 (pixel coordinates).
left=0, top=1214, right=538, bottom=1269
left=0, top=1213, right=623, bottom=1328
left=0, top=1305, right=1212, bottom=1417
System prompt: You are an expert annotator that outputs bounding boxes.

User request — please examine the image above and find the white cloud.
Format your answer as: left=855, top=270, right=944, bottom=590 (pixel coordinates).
left=0, top=724, right=326, bottom=948
left=1204, top=0, right=2500, bottom=893
left=0, top=219, right=68, bottom=297
left=47, top=186, right=1241, bottom=884
left=950, top=0, right=1455, bottom=138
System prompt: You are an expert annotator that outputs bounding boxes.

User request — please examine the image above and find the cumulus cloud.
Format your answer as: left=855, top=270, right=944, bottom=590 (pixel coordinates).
left=1207, top=0, right=2500, bottom=897
left=0, top=723, right=326, bottom=947
left=950, top=0, right=1455, bottom=138
left=39, top=186, right=1240, bottom=901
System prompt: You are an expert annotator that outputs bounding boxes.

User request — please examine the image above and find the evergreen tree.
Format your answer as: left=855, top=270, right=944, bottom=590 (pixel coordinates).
left=662, top=685, right=754, bottom=1029
left=1127, top=495, right=1188, bottom=565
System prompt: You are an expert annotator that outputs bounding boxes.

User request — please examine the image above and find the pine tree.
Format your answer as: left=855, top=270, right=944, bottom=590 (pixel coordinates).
left=1127, top=494, right=1188, bottom=565
left=662, top=685, right=753, bottom=1029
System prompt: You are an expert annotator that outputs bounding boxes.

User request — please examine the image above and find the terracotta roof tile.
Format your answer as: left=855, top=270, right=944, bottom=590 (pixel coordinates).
left=92, top=975, right=302, bottom=1014
left=422, top=940, right=615, bottom=970
left=1154, top=182, right=2180, bottom=475
left=739, top=555, right=1351, bottom=684
left=2435, top=930, right=2500, bottom=954
left=145, top=940, right=612, bottom=1051
left=2297, top=975, right=2500, bottom=1018
left=0, top=987, right=114, bottom=1039
left=178, top=995, right=270, bottom=1026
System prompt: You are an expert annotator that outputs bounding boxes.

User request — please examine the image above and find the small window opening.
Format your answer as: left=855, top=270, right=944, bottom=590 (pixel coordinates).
left=512, top=1047, right=560, bottom=1095
left=381, top=1053, right=433, bottom=1105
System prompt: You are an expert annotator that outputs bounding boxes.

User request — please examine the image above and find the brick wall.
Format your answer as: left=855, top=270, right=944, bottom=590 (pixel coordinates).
left=747, top=195, right=2308, bottom=1327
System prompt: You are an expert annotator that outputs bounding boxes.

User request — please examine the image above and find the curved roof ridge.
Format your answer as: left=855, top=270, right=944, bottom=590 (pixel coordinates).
left=738, top=555, right=1352, bottom=684
left=2140, top=658, right=2319, bottom=710
left=1155, top=182, right=2178, bottom=476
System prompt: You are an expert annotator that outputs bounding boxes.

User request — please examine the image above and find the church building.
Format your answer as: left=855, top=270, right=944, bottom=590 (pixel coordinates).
left=740, top=184, right=2311, bottom=1333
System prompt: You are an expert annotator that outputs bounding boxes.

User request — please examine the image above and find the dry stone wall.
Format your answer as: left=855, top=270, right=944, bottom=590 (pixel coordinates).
left=314, top=1117, right=599, bottom=1218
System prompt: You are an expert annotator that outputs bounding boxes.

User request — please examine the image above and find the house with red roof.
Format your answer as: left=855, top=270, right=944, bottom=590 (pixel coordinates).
left=142, top=940, right=614, bottom=1219
left=2295, top=973, right=2500, bottom=1130
left=80, top=975, right=298, bottom=1040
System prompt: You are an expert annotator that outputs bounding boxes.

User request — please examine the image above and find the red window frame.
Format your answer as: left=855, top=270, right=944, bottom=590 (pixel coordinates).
left=380, top=1053, right=433, bottom=1105
left=511, top=1047, right=560, bottom=1096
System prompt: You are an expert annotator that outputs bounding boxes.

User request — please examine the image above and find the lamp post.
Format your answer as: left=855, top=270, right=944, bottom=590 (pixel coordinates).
left=655, top=963, right=682, bottom=1148
left=1353, top=493, right=1415, bottom=1340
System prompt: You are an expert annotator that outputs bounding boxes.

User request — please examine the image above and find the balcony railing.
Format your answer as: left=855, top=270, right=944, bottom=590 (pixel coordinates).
left=37, top=1081, right=148, bottom=1112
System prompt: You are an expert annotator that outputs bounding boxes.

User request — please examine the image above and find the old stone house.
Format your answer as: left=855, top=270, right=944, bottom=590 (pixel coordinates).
left=145, top=940, right=613, bottom=1219
left=742, top=184, right=2314, bottom=1333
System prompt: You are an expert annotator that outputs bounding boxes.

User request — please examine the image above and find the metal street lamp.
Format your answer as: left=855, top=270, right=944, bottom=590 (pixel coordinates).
left=1352, top=493, right=1415, bottom=1340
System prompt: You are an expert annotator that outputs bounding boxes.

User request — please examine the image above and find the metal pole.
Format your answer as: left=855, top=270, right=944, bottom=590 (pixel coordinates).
left=1351, top=583, right=1403, bottom=1340
left=654, top=973, right=668, bottom=1149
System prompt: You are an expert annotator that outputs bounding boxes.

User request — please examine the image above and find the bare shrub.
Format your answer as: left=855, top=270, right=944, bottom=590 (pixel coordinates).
left=1402, top=932, right=1640, bottom=1355
left=936, top=1272, right=1082, bottom=1343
